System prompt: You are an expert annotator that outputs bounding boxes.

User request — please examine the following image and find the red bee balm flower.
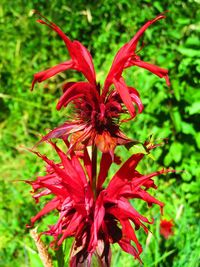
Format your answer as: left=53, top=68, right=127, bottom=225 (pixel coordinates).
left=160, top=219, right=174, bottom=239
left=31, top=12, right=170, bottom=155
left=27, top=141, right=172, bottom=266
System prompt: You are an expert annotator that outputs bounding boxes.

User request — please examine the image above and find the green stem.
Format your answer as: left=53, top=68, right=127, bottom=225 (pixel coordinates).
left=92, top=145, right=97, bottom=200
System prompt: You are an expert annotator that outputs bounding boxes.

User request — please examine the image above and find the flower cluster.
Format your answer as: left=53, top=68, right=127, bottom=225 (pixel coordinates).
left=28, top=12, right=171, bottom=266
left=160, top=219, right=174, bottom=239
left=31, top=12, right=169, bottom=156
left=28, top=141, right=171, bottom=266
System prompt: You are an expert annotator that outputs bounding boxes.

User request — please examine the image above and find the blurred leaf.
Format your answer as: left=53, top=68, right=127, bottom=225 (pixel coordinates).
left=176, top=18, right=191, bottom=25
left=181, top=121, right=195, bottom=135
left=195, top=132, right=200, bottom=149
left=172, top=80, right=180, bottom=101
left=171, top=108, right=182, bottom=133
left=177, top=47, right=200, bottom=57
left=170, top=142, right=182, bottom=163
left=153, top=1, right=163, bottom=12
left=164, top=152, right=172, bottom=166
left=185, top=102, right=200, bottom=115
left=182, top=172, right=192, bottom=182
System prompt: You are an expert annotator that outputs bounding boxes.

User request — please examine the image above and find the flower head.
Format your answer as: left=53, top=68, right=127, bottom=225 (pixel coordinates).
left=160, top=219, right=174, bottom=239
left=31, top=12, right=170, bottom=155
left=27, top=141, right=172, bottom=266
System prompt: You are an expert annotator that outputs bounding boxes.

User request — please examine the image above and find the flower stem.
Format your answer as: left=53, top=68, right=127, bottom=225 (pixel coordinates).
left=92, top=145, right=97, bottom=200
left=30, top=228, right=53, bottom=267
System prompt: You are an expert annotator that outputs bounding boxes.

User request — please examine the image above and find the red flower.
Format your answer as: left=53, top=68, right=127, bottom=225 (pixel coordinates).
left=31, top=12, right=170, bottom=155
left=160, top=219, right=174, bottom=239
left=27, top=141, right=172, bottom=266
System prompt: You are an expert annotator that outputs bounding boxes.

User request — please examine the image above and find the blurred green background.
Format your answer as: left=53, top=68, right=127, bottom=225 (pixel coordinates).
left=0, top=0, right=199, bottom=266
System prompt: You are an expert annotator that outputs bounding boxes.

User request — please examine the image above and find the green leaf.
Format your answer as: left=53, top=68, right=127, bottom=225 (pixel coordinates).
left=181, top=121, right=195, bottom=135
left=177, top=47, right=200, bottom=57
left=171, top=108, right=182, bottom=133
left=153, top=1, right=163, bottom=12
left=164, top=152, right=172, bottom=166
left=169, top=142, right=182, bottom=163
left=181, top=183, right=190, bottom=192
left=172, top=80, right=181, bottom=101
left=185, top=35, right=200, bottom=47
left=182, top=172, right=192, bottom=182
left=176, top=18, right=191, bottom=25
left=186, top=102, right=200, bottom=115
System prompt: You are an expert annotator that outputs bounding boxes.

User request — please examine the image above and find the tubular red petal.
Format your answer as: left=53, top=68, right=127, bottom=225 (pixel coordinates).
left=128, top=87, right=144, bottom=113
left=103, top=44, right=130, bottom=93
left=48, top=141, right=87, bottom=185
left=72, top=153, right=90, bottom=185
left=88, top=192, right=105, bottom=252
left=131, top=170, right=172, bottom=191
left=83, top=148, right=92, bottom=184
left=113, top=78, right=136, bottom=118
left=97, top=153, right=112, bottom=190
left=37, top=182, right=68, bottom=199
left=103, top=14, right=166, bottom=93
left=57, top=213, right=82, bottom=245
left=33, top=189, right=51, bottom=202
left=31, top=197, right=60, bottom=225
left=108, top=166, right=173, bottom=199
left=108, top=153, right=144, bottom=190
left=127, top=14, right=166, bottom=52
left=72, top=41, right=96, bottom=85
left=116, top=198, right=152, bottom=224
left=38, top=123, right=86, bottom=144
left=62, top=82, right=76, bottom=92
left=130, top=58, right=170, bottom=86
left=135, top=190, right=164, bottom=211
left=56, top=82, right=98, bottom=110
left=36, top=17, right=72, bottom=51
left=120, top=220, right=142, bottom=254
left=31, top=60, right=74, bottom=90
left=35, top=16, right=96, bottom=85
left=30, top=149, right=85, bottom=202
left=118, top=239, right=142, bottom=262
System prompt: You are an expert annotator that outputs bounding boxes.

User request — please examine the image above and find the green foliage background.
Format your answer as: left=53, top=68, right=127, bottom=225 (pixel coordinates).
left=0, top=0, right=199, bottom=266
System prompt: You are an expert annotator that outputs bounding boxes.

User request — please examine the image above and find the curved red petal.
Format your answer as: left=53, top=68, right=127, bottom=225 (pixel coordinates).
left=118, top=239, right=142, bottom=262
left=31, top=60, right=74, bottom=90
left=31, top=197, right=60, bottom=225
left=35, top=16, right=96, bottom=85
left=103, top=14, right=166, bottom=92
left=129, top=58, right=170, bottom=86
left=57, top=82, right=98, bottom=110
left=113, top=78, right=136, bottom=118
left=97, top=153, right=112, bottom=190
